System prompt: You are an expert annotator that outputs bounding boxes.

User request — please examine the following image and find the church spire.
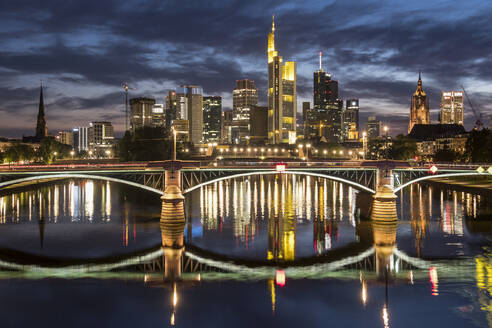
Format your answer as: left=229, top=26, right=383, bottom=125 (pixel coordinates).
left=35, top=83, right=47, bottom=140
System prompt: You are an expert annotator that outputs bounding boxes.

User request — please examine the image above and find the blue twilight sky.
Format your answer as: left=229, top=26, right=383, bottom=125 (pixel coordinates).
left=0, top=0, right=491, bottom=137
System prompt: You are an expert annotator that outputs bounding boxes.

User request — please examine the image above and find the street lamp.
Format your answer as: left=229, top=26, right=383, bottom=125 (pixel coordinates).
left=70, top=150, right=75, bottom=159
left=105, top=150, right=111, bottom=158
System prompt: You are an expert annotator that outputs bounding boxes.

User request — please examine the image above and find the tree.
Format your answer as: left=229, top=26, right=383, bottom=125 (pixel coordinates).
left=463, top=129, right=492, bottom=163
left=434, top=147, right=459, bottom=162
left=388, top=135, right=417, bottom=160
left=3, top=143, right=35, bottom=163
left=36, top=137, right=71, bottom=164
left=118, top=126, right=192, bottom=161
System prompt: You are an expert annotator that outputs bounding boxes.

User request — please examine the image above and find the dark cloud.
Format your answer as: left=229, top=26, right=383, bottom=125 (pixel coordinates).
left=0, top=0, right=491, bottom=137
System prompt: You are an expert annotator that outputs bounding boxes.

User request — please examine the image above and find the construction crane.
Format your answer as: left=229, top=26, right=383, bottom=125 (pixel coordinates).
left=461, top=85, right=483, bottom=130
left=122, top=83, right=136, bottom=131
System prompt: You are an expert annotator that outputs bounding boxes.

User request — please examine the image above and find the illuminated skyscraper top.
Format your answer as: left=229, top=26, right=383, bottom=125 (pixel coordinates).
left=267, top=16, right=277, bottom=64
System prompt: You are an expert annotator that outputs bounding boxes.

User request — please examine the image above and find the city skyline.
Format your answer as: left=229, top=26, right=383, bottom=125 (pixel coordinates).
left=1, top=0, right=492, bottom=137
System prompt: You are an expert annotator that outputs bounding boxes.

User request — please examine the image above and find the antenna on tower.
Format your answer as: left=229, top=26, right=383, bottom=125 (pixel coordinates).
left=319, top=51, right=322, bottom=70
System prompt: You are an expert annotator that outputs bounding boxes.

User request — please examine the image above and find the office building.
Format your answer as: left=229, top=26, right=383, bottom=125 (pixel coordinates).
left=89, top=121, right=114, bottom=157
left=72, top=127, right=89, bottom=151
left=366, top=116, right=381, bottom=139
left=203, top=96, right=222, bottom=142
left=56, top=131, right=73, bottom=146
left=343, top=99, right=359, bottom=140
left=267, top=16, right=297, bottom=144
left=440, top=91, right=464, bottom=125
left=221, top=111, right=233, bottom=144
left=175, top=85, right=203, bottom=144
left=232, top=79, right=258, bottom=143
left=171, top=120, right=189, bottom=142
left=130, top=97, right=155, bottom=132
left=152, top=103, right=165, bottom=127
left=165, top=91, right=177, bottom=130
left=408, top=72, right=430, bottom=133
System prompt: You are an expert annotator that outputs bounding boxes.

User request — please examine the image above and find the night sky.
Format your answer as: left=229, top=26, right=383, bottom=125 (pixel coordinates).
left=1, top=0, right=491, bottom=138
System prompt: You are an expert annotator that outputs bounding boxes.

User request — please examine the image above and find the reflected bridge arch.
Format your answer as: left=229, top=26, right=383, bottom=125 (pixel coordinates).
left=183, top=170, right=376, bottom=195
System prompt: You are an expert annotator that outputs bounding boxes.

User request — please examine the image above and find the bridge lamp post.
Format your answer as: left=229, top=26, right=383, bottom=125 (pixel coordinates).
left=362, top=132, right=367, bottom=160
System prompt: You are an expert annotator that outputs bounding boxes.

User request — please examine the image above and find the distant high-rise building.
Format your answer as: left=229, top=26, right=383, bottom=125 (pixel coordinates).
left=89, top=121, right=114, bottom=157
left=221, top=110, right=233, bottom=144
left=165, top=91, right=177, bottom=130
left=130, top=97, right=155, bottom=132
left=152, top=104, right=165, bottom=127
left=440, top=91, right=464, bottom=125
left=203, top=96, right=222, bottom=142
left=366, top=116, right=381, bottom=139
left=267, top=16, right=296, bottom=144
left=303, top=101, right=317, bottom=139
left=35, top=84, right=48, bottom=140
left=232, top=79, right=258, bottom=144
left=250, top=105, right=268, bottom=144
left=343, top=99, right=359, bottom=140
left=408, top=72, right=430, bottom=133
left=56, top=131, right=73, bottom=146
left=314, top=53, right=338, bottom=111
left=176, top=85, right=203, bottom=144
left=72, top=127, right=89, bottom=151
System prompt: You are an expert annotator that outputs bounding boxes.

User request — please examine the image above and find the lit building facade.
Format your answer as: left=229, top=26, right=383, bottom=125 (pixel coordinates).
left=221, top=111, right=233, bottom=144
left=232, top=79, right=258, bottom=144
left=56, top=131, right=73, bottom=146
left=203, top=96, right=222, bottom=142
left=88, top=121, right=114, bottom=157
left=267, top=17, right=296, bottom=144
left=129, top=97, right=155, bottom=132
left=408, top=73, right=430, bottom=133
left=440, top=91, right=464, bottom=125
left=72, top=127, right=89, bottom=151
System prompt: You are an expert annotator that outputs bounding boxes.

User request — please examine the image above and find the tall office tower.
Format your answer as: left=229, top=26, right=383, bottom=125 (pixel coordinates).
left=176, top=85, right=203, bottom=144
left=221, top=110, right=233, bottom=144
left=129, top=97, right=155, bottom=132
left=314, top=52, right=342, bottom=143
left=72, top=127, right=89, bottom=151
left=165, top=91, right=177, bottom=130
left=250, top=105, right=268, bottom=144
left=35, top=84, right=48, bottom=140
left=366, top=116, right=381, bottom=139
left=267, top=16, right=297, bottom=144
left=343, top=99, right=359, bottom=140
left=408, top=72, right=430, bottom=133
left=152, top=104, right=165, bottom=127
left=302, top=101, right=318, bottom=139
left=88, top=121, right=114, bottom=156
left=203, top=96, right=222, bottom=142
left=440, top=91, right=464, bottom=125
left=232, top=79, right=258, bottom=144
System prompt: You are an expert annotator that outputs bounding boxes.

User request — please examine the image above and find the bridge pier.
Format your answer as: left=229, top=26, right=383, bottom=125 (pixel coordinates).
left=370, top=184, right=398, bottom=279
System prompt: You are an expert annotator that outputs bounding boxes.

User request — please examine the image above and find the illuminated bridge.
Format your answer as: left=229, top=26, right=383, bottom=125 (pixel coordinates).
left=0, top=162, right=490, bottom=195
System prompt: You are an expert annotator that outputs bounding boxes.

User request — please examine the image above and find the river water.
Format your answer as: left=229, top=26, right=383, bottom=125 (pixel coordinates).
left=0, top=176, right=489, bottom=327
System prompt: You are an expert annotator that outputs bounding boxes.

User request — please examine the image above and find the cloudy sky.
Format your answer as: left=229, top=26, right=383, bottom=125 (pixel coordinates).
left=1, top=0, right=491, bottom=138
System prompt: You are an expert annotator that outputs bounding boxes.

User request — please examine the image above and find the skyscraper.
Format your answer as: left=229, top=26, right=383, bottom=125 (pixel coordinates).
left=129, top=97, right=155, bottom=132
left=314, top=53, right=338, bottom=110
left=165, top=91, right=177, bottom=130
left=366, top=116, right=381, bottom=139
left=176, top=85, right=203, bottom=144
left=440, top=91, right=464, bottom=125
left=408, top=72, right=430, bottom=133
left=232, top=79, right=258, bottom=144
left=250, top=105, right=268, bottom=144
left=152, top=104, right=165, bottom=127
left=203, top=96, right=222, bottom=142
left=72, top=126, right=89, bottom=152
left=267, top=16, right=297, bottom=144
left=35, top=84, right=47, bottom=140
left=343, top=99, right=359, bottom=140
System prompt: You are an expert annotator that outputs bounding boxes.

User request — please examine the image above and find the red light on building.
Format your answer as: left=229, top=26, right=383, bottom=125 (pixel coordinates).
left=275, top=163, right=286, bottom=172
left=276, top=270, right=286, bottom=287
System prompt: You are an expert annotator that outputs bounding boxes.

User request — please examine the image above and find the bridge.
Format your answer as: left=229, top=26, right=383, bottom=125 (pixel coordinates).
left=1, top=161, right=490, bottom=195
